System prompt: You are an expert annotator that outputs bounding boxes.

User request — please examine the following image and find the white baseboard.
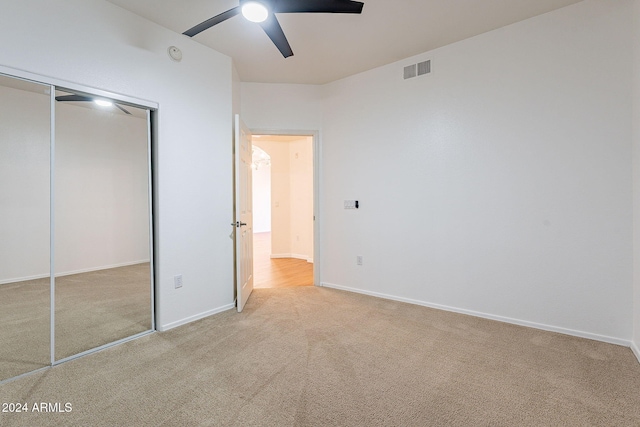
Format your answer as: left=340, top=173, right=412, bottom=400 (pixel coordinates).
left=0, top=272, right=49, bottom=285
left=55, top=260, right=151, bottom=278
left=270, top=253, right=291, bottom=259
left=320, top=282, right=631, bottom=347
left=157, top=303, right=235, bottom=332
left=632, top=341, right=640, bottom=365
left=271, top=253, right=311, bottom=262
left=0, top=260, right=151, bottom=285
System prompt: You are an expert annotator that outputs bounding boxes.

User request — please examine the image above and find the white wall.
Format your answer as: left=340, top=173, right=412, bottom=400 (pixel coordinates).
left=252, top=160, right=272, bottom=233
left=254, top=139, right=291, bottom=255
left=633, top=0, right=640, bottom=361
left=289, top=138, right=314, bottom=262
left=0, top=87, right=150, bottom=283
left=1, top=0, right=234, bottom=330
left=240, top=83, right=323, bottom=131
left=0, top=84, right=50, bottom=284
left=55, top=103, right=150, bottom=275
left=232, top=64, right=241, bottom=118
left=321, top=0, right=633, bottom=343
left=241, top=0, right=635, bottom=344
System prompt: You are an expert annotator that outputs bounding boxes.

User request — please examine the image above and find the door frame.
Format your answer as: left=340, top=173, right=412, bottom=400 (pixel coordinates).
left=249, top=129, right=321, bottom=287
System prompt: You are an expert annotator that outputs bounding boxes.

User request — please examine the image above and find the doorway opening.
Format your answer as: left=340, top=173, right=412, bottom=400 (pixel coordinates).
left=252, top=134, right=315, bottom=288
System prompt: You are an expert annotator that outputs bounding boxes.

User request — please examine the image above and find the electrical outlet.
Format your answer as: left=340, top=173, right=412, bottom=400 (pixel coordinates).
left=174, top=274, right=183, bottom=289
left=357, top=256, right=363, bottom=266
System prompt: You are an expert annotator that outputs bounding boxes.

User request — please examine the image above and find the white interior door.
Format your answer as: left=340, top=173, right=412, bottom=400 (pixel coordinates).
left=235, top=114, right=254, bottom=312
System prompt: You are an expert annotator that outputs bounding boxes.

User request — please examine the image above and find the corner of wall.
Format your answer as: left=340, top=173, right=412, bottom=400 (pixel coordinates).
left=158, top=303, right=235, bottom=332
left=633, top=0, right=640, bottom=364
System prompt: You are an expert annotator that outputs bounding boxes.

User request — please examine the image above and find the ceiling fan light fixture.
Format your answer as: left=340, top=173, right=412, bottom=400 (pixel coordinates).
left=94, top=99, right=113, bottom=107
left=242, top=1, right=269, bottom=23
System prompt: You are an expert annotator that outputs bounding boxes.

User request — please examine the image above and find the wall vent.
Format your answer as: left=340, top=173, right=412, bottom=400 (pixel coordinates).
left=417, top=60, right=431, bottom=76
left=403, top=60, right=431, bottom=80
left=403, top=64, right=417, bottom=80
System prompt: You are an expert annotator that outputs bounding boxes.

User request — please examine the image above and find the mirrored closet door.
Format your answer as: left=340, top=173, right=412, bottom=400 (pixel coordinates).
left=0, top=71, right=155, bottom=383
left=0, top=75, right=52, bottom=382
left=54, top=90, right=153, bottom=361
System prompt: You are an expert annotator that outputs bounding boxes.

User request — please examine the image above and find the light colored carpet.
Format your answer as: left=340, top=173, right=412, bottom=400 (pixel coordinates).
left=54, top=263, right=152, bottom=360
left=0, top=278, right=50, bottom=380
left=0, top=286, right=639, bottom=426
left=0, top=263, right=152, bottom=381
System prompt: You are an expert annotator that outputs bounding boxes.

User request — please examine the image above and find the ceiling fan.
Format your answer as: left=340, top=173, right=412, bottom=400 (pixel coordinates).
left=183, top=0, right=365, bottom=58
left=55, top=95, right=132, bottom=115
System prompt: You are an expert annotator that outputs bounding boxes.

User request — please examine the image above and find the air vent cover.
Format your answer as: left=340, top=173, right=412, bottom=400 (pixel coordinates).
left=417, top=60, right=431, bottom=76
left=404, top=64, right=417, bottom=80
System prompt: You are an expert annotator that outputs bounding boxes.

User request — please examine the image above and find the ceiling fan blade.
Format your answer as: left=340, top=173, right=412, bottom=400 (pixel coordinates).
left=183, top=6, right=241, bottom=37
left=272, top=0, right=364, bottom=14
left=114, top=104, right=132, bottom=115
left=55, top=94, right=93, bottom=102
left=259, top=14, right=294, bottom=58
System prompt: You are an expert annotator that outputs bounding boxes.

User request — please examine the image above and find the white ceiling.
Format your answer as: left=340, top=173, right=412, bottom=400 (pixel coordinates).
left=106, top=0, right=582, bottom=85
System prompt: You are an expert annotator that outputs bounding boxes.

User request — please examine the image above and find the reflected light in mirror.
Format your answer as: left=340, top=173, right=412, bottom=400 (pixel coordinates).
left=94, top=99, right=113, bottom=107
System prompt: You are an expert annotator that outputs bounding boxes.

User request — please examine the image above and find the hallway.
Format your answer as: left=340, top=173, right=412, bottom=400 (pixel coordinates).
left=253, top=232, right=313, bottom=288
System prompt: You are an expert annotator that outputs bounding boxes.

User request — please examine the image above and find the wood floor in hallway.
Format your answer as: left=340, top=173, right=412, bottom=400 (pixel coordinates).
left=253, top=232, right=313, bottom=288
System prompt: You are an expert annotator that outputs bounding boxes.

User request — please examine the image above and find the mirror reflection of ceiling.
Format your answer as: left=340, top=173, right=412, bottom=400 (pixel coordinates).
left=54, top=90, right=148, bottom=119
left=0, top=76, right=148, bottom=119
left=0, top=74, right=49, bottom=95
